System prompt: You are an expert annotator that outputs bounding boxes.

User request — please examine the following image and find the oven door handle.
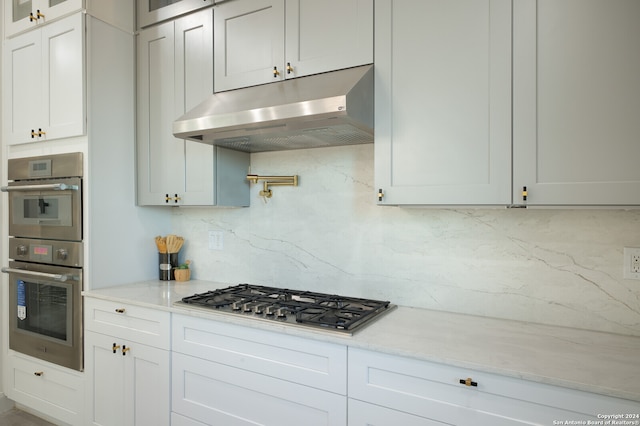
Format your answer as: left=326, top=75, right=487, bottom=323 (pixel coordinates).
left=1, top=267, right=78, bottom=282
left=0, top=183, right=79, bottom=192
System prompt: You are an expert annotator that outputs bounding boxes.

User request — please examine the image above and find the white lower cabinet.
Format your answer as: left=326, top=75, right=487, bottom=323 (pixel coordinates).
left=84, top=299, right=171, bottom=426
left=171, top=314, right=347, bottom=425
left=348, top=399, right=446, bottom=426
left=171, top=412, right=209, bottom=426
left=348, top=348, right=640, bottom=426
left=6, top=354, right=85, bottom=425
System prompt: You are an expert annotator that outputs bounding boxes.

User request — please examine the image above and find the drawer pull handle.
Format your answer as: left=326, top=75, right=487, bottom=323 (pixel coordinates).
left=112, top=343, right=121, bottom=353
left=34, top=371, right=44, bottom=377
left=115, top=308, right=125, bottom=313
left=460, top=377, right=478, bottom=387
left=122, top=345, right=130, bottom=356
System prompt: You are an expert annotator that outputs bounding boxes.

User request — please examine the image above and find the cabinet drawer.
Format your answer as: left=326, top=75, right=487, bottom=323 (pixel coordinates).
left=171, top=412, right=209, bottom=426
left=172, top=352, right=346, bottom=426
left=84, top=298, right=170, bottom=349
left=8, top=354, right=85, bottom=426
left=348, top=399, right=445, bottom=426
left=349, top=348, right=640, bottom=426
left=172, top=314, right=347, bottom=394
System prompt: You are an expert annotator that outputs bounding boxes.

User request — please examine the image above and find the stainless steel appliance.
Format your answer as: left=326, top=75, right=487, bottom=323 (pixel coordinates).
left=173, top=65, right=374, bottom=153
left=178, top=284, right=395, bottom=335
left=2, top=153, right=84, bottom=371
left=2, top=153, right=83, bottom=242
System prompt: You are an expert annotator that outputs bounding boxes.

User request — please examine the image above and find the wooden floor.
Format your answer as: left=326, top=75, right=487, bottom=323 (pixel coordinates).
left=0, top=408, right=56, bottom=426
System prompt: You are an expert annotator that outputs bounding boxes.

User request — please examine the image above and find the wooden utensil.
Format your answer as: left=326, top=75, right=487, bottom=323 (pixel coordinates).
left=154, top=235, right=167, bottom=253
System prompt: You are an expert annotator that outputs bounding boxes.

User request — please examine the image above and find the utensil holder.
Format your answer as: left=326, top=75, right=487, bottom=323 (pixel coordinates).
left=159, top=252, right=178, bottom=280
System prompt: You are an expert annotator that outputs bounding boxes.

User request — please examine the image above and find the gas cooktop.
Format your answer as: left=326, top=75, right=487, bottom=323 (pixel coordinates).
left=177, top=284, right=395, bottom=335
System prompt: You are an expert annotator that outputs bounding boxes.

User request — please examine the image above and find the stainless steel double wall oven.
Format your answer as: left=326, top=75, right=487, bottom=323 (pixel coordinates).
left=2, top=153, right=84, bottom=371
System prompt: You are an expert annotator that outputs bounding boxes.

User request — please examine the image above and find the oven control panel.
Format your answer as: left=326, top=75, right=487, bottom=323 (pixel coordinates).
left=9, top=238, right=83, bottom=268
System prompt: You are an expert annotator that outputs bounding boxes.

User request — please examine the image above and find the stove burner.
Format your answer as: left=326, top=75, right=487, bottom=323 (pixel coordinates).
left=179, top=284, right=393, bottom=334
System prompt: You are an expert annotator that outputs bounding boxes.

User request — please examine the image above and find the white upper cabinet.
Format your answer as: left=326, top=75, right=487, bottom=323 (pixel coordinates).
left=3, top=12, right=84, bottom=145
left=137, top=0, right=214, bottom=29
left=4, top=0, right=82, bottom=37
left=375, top=0, right=512, bottom=205
left=376, top=0, right=640, bottom=207
left=512, top=0, right=640, bottom=206
left=137, top=9, right=250, bottom=206
left=214, top=0, right=373, bottom=92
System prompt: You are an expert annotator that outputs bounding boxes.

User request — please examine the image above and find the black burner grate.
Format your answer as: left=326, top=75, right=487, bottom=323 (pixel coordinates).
left=180, top=284, right=392, bottom=333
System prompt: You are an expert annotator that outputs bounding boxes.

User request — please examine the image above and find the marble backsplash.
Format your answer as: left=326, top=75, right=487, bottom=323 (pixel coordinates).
left=171, top=144, right=640, bottom=336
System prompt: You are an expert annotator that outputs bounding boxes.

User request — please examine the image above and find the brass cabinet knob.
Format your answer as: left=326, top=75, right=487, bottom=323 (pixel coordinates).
left=36, top=10, right=45, bottom=19
left=286, top=62, right=294, bottom=74
left=273, top=66, right=280, bottom=77
left=114, top=308, right=125, bottom=313
left=34, top=371, right=44, bottom=377
left=122, top=345, right=130, bottom=356
left=112, top=343, right=121, bottom=353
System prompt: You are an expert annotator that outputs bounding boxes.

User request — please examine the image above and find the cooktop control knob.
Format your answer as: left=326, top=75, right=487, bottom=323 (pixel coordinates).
left=276, top=307, right=287, bottom=318
left=265, top=305, right=277, bottom=316
left=253, top=304, right=265, bottom=314
left=16, top=245, right=28, bottom=256
left=243, top=302, right=253, bottom=312
left=232, top=301, right=242, bottom=311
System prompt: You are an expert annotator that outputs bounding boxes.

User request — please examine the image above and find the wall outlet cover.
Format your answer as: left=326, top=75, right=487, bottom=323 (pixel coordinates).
left=623, top=247, right=640, bottom=280
left=208, top=230, right=224, bottom=251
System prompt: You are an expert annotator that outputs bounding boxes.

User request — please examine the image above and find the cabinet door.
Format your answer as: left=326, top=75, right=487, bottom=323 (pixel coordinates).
left=86, top=331, right=170, bottom=426
left=4, top=0, right=83, bottom=38
left=86, top=332, right=126, bottom=426
left=3, top=30, right=42, bottom=144
left=175, top=9, right=216, bottom=205
left=513, top=0, right=640, bottom=206
left=40, top=12, right=85, bottom=141
left=137, top=0, right=213, bottom=29
left=213, top=0, right=285, bottom=91
left=375, top=0, right=511, bottom=205
left=137, top=20, right=179, bottom=205
left=374, top=0, right=512, bottom=205
left=285, top=0, right=372, bottom=79
left=3, top=13, right=84, bottom=146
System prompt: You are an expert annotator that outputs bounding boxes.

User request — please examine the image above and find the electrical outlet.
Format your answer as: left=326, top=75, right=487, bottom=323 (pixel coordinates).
left=208, top=230, right=224, bottom=251
left=623, top=247, right=640, bottom=280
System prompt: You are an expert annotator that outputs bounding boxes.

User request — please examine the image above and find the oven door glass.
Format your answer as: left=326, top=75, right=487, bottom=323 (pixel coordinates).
left=13, top=193, right=73, bottom=227
left=16, top=279, right=72, bottom=344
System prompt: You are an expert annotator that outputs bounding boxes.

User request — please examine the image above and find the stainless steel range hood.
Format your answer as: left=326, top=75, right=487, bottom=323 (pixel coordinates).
left=172, top=65, right=373, bottom=153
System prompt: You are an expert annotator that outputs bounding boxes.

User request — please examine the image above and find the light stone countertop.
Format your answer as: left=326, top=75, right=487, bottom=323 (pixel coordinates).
left=83, top=279, right=640, bottom=403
